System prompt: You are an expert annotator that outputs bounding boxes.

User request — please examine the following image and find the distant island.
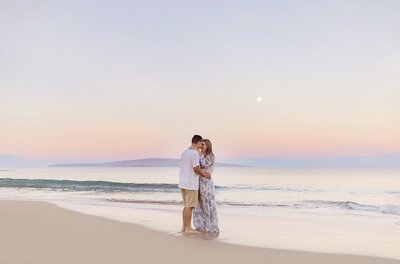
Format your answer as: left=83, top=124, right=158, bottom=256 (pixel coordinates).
left=49, top=158, right=248, bottom=168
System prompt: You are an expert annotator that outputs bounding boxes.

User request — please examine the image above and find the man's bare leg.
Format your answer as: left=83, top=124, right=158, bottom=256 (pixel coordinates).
left=182, top=207, right=199, bottom=233
left=181, top=207, right=187, bottom=232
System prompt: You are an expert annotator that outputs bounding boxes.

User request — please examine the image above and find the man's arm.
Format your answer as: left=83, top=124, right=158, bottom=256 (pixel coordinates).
left=193, top=166, right=211, bottom=179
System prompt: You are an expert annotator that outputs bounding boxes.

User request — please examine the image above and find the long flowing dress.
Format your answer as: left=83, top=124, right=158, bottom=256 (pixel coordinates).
left=193, top=154, right=219, bottom=233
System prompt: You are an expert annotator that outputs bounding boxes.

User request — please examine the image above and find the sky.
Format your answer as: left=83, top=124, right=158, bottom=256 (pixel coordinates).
left=0, top=0, right=399, bottom=163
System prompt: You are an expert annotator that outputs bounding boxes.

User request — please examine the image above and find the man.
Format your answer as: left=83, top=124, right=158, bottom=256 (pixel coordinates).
left=179, top=135, right=211, bottom=233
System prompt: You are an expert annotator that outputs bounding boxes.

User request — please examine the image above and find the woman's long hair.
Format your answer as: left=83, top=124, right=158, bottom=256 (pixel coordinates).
left=202, top=139, right=215, bottom=164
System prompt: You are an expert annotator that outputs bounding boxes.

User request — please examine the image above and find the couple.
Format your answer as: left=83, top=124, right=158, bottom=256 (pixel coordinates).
left=178, top=135, right=219, bottom=234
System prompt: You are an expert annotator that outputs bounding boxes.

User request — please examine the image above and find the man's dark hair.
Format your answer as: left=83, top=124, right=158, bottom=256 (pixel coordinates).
left=192, top=135, right=203, bottom=144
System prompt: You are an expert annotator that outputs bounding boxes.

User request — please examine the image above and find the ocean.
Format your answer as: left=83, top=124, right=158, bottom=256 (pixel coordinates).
left=0, top=167, right=399, bottom=259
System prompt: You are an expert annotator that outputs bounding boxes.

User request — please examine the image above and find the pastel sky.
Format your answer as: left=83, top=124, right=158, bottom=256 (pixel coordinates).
left=1, top=0, right=399, bottom=161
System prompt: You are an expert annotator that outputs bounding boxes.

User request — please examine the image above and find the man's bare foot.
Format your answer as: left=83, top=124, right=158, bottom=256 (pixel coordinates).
left=182, top=227, right=200, bottom=234
left=184, top=230, right=200, bottom=234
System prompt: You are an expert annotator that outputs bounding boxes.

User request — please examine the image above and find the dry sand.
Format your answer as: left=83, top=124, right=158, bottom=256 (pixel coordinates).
left=0, top=201, right=398, bottom=264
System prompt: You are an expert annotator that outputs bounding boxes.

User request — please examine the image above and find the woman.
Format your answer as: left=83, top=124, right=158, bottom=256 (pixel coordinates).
left=193, top=139, right=219, bottom=234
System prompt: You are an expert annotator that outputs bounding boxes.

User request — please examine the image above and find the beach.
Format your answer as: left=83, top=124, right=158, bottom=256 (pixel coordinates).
left=1, top=167, right=400, bottom=260
left=2, top=0, right=399, bottom=262
left=0, top=200, right=399, bottom=264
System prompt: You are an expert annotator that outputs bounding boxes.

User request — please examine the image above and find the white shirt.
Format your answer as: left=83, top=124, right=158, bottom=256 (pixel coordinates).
left=178, top=148, right=200, bottom=190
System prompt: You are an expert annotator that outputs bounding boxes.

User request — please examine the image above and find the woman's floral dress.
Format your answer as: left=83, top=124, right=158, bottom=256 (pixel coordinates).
left=193, top=154, right=219, bottom=233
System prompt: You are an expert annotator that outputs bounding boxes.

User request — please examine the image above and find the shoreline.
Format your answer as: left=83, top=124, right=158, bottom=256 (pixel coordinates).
left=0, top=200, right=399, bottom=264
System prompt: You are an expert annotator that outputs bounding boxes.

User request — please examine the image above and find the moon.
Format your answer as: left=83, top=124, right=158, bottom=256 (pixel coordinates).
left=257, top=97, right=262, bottom=102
